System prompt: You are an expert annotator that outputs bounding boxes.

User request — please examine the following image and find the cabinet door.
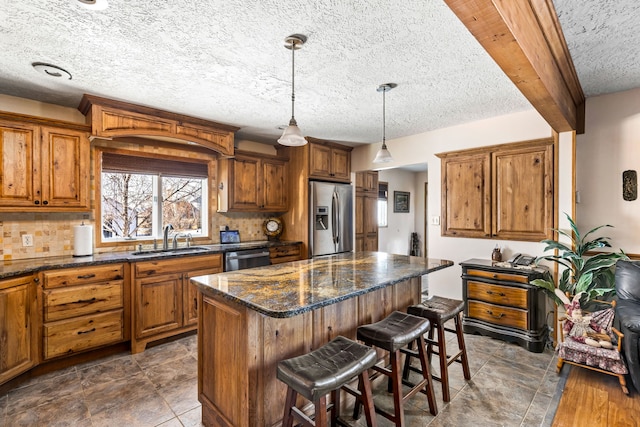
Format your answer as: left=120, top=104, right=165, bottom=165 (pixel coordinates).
left=229, top=156, right=261, bottom=210
left=492, top=144, right=553, bottom=241
left=40, top=127, right=89, bottom=209
left=262, top=158, right=287, bottom=211
left=0, top=123, right=38, bottom=207
left=330, top=148, right=351, bottom=181
left=0, top=275, right=37, bottom=384
left=135, top=273, right=183, bottom=338
left=309, top=144, right=332, bottom=179
left=441, top=152, right=491, bottom=238
left=355, top=194, right=364, bottom=236
left=184, top=267, right=222, bottom=327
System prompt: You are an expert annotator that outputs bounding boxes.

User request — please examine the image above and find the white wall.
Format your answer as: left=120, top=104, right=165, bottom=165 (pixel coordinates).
left=0, top=94, right=85, bottom=123
left=378, top=169, right=419, bottom=255
left=353, top=109, right=575, bottom=300
left=576, top=88, right=640, bottom=255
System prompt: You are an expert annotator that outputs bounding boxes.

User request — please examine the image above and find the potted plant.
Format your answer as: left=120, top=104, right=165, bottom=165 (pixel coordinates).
left=531, top=214, right=628, bottom=307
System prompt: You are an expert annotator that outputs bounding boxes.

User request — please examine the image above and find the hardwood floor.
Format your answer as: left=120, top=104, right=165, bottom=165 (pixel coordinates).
left=553, top=366, right=640, bottom=427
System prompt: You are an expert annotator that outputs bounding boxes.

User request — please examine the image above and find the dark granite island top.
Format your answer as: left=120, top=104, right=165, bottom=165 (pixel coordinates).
left=192, top=251, right=453, bottom=427
left=190, top=251, right=453, bottom=318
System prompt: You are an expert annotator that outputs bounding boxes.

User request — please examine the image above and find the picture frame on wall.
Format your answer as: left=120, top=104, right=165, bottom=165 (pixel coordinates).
left=394, top=191, right=410, bottom=213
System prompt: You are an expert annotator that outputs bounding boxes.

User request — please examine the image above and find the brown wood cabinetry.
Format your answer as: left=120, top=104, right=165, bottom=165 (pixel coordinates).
left=79, top=94, right=238, bottom=156
left=461, top=259, right=548, bottom=352
left=218, top=150, right=288, bottom=212
left=268, top=243, right=302, bottom=264
left=0, top=275, right=38, bottom=385
left=309, top=141, right=351, bottom=181
left=42, top=264, right=127, bottom=360
left=131, top=254, right=222, bottom=353
left=0, top=117, right=90, bottom=211
left=437, top=138, right=554, bottom=241
left=355, top=171, right=378, bottom=251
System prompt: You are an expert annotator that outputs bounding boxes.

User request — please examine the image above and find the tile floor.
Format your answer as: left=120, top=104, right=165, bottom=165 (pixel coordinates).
left=0, top=328, right=562, bottom=426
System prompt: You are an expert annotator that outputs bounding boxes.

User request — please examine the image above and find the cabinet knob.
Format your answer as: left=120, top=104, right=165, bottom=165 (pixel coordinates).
left=43, top=200, right=49, bottom=205
left=33, top=277, right=40, bottom=283
left=34, top=200, right=40, bottom=205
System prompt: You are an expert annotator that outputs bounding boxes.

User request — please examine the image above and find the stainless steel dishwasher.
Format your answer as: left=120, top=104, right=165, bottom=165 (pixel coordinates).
left=224, top=248, right=271, bottom=271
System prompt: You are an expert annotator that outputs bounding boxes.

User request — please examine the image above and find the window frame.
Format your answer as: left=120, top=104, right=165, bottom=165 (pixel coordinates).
left=95, top=146, right=214, bottom=248
left=378, top=181, right=389, bottom=228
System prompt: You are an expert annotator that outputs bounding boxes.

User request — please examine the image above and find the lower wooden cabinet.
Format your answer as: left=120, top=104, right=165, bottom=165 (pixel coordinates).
left=461, top=258, right=548, bottom=352
left=132, top=254, right=222, bottom=353
left=42, top=264, right=126, bottom=360
left=269, top=243, right=302, bottom=264
left=0, top=274, right=38, bottom=385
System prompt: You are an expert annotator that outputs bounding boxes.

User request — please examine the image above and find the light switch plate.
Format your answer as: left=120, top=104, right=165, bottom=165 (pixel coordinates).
left=431, top=216, right=440, bottom=226
left=22, top=234, right=34, bottom=247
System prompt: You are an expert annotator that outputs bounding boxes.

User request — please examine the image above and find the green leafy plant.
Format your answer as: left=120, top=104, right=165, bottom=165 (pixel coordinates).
left=531, top=214, right=628, bottom=306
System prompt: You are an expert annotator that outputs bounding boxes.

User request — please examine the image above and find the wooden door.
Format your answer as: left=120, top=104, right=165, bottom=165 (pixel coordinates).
left=0, top=123, right=38, bottom=207
left=441, top=152, right=491, bottom=238
left=492, top=143, right=553, bottom=241
left=0, top=275, right=37, bottom=384
left=308, top=143, right=332, bottom=179
left=40, top=127, right=89, bottom=209
left=135, top=273, right=183, bottom=338
left=364, top=195, right=378, bottom=251
left=330, top=147, right=351, bottom=181
left=261, top=158, right=288, bottom=211
left=230, top=156, right=261, bottom=210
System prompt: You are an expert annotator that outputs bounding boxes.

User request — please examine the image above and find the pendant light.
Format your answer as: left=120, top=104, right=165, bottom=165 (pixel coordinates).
left=278, top=34, right=308, bottom=146
left=373, top=83, right=397, bottom=163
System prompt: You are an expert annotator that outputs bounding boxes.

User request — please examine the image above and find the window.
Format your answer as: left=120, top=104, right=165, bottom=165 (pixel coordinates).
left=100, top=151, right=208, bottom=242
left=378, top=181, right=388, bottom=227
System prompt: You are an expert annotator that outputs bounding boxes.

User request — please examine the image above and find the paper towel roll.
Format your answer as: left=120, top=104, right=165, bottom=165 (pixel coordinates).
left=73, top=224, right=93, bottom=257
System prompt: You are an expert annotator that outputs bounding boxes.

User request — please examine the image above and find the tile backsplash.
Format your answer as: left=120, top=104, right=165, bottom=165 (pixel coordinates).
left=1, top=212, right=276, bottom=261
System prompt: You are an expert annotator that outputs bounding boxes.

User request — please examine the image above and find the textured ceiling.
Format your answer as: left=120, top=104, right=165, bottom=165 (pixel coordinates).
left=0, top=1, right=638, bottom=146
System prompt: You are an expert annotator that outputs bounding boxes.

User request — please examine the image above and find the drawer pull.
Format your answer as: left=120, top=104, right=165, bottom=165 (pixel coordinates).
left=486, top=290, right=506, bottom=297
left=492, top=274, right=498, bottom=279
left=77, top=328, right=96, bottom=335
left=486, top=310, right=505, bottom=319
left=76, top=297, right=97, bottom=304
left=77, top=274, right=96, bottom=279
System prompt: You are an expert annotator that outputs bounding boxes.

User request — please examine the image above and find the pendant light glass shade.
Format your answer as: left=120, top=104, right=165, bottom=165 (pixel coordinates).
left=278, top=34, right=308, bottom=146
left=373, top=83, right=397, bottom=164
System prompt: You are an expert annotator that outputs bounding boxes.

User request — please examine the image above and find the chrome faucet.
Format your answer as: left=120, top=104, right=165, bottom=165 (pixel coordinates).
left=172, top=232, right=193, bottom=249
left=185, top=233, right=193, bottom=248
left=162, top=224, right=174, bottom=250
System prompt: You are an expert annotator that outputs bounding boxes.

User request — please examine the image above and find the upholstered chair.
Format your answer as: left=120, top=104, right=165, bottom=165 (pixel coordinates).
left=615, top=259, right=640, bottom=391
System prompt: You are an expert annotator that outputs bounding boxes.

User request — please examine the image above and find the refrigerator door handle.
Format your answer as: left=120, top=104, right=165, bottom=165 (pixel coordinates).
left=331, top=190, right=340, bottom=245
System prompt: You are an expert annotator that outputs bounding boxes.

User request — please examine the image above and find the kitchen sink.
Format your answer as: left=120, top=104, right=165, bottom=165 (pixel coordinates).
left=130, top=246, right=210, bottom=256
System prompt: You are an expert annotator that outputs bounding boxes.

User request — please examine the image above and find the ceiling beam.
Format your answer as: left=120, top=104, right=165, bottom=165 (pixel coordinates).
left=445, top=0, right=585, bottom=134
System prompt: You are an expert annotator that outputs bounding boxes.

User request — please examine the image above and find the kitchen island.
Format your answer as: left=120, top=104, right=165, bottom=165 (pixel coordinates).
left=191, top=251, right=453, bottom=427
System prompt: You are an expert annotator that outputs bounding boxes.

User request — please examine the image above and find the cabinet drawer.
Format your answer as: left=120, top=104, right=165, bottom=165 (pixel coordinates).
left=269, top=245, right=301, bottom=264
left=467, top=281, right=528, bottom=309
left=44, top=280, right=124, bottom=322
left=465, top=268, right=528, bottom=284
left=43, top=309, right=124, bottom=359
left=135, top=254, right=222, bottom=277
left=468, top=300, right=527, bottom=330
left=44, top=264, right=124, bottom=289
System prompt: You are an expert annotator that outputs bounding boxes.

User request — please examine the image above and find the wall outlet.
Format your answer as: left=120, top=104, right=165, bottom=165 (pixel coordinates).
left=430, top=216, right=440, bottom=226
left=22, top=234, right=34, bottom=247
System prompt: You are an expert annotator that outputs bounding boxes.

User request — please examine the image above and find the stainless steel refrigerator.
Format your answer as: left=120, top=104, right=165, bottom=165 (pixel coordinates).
left=309, top=181, right=354, bottom=257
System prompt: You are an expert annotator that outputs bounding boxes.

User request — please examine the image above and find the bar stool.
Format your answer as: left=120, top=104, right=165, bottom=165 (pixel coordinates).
left=277, top=335, right=378, bottom=427
left=405, top=295, right=471, bottom=402
left=355, top=311, right=438, bottom=426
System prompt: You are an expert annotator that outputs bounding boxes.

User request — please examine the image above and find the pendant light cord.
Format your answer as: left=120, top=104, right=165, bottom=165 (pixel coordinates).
left=290, top=42, right=296, bottom=121
left=382, top=86, right=387, bottom=147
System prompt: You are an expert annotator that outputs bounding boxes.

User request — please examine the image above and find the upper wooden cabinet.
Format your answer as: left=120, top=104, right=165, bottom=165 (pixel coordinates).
left=308, top=139, right=352, bottom=182
left=218, top=150, right=288, bottom=212
left=437, top=138, right=554, bottom=242
left=78, top=94, right=239, bottom=156
left=355, top=171, right=379, bottom=252
left=0, top=115, right=90, bottom=211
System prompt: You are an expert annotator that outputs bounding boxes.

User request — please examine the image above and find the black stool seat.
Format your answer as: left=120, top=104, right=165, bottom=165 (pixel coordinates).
left=357, top=311, right=430, bottom=352
left=277, top=335, right=377, bottom=401
left=408, top=296, right=464, bottom=323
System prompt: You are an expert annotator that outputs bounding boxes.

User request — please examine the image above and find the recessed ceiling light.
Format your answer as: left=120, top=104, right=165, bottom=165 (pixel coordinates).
left=32, top=62, right=73, bottom=80
left=75, top=0, right=108, bottom=10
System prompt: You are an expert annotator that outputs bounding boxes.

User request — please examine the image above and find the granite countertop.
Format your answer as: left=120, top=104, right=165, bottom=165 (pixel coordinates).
left=191, top=251, right=453, bottom=318
left=0, top=240, right=301, bottom=279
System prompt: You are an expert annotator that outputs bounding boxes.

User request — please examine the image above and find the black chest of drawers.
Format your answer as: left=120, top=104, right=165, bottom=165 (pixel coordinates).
left=461, top=258, right=549, bottom=353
